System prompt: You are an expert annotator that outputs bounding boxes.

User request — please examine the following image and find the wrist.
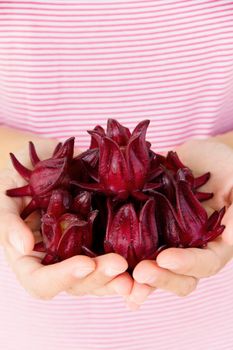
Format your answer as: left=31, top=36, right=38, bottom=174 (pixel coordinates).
left=212, top=130, right=233, bottom=149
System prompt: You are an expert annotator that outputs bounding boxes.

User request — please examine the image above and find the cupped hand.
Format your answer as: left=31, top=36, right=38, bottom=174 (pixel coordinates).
left=0, top=140, right=133, bottom=300
left=127, top=139, right=233, bottom=310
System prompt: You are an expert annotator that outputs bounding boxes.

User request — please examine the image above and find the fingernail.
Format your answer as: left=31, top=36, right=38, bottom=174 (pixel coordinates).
left=158, top=261, right=180, bottom=270
left=105, top=267, right=124, bottom=277
left=73, top=267, right=94, bottom=278
left=9, top=232, right=25, bottom=254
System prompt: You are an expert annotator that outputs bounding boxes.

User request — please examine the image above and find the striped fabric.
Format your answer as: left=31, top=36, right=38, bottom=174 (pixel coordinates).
left=0, top=1, right=233, bottom=349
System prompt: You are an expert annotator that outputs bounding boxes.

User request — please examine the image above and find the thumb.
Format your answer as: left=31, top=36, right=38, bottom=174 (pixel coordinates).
left=0, top=211, right=35, bottom=255
left=221, top=204, right=233, bottom=246
left=0, top=169, right=35, bottom=255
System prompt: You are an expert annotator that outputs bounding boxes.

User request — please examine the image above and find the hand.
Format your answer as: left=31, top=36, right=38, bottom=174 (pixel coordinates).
left=127, top=139, right=233, bottom=310
left=0, top=140, right=133, bottom=300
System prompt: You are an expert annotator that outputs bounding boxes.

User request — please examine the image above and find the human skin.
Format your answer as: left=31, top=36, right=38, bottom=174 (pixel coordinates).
left=0, top=126, right=233, bottom=308
left=128, top=136, right=233, bottom=310
left=0, top=126, right=133, bottom=299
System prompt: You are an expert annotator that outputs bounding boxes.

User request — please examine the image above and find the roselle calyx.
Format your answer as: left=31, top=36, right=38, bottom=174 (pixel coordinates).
left=73, top=119, right=161, bottom=201
left=104, top=198, right=160, bottom=270
left=153, top=177, right=225, bottom=248
left=161, top=151, right=213, bottom=202
left=6, top=138, right=75, bottom=219
left=35, top=189, right=98, bottom=265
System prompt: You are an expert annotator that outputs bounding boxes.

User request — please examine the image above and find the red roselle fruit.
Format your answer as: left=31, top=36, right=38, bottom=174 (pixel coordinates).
left=72, top=119, right=162, bottom=201
left=6, top=138, right=75, bottom=219
left=158, top=151, right=213, bottom=202
left=104, top=198, right=162, bottom=270
left=152, top=174, right=225, bottom=248
left=35, top=189, right=98, bottom=265
left=6, top=119, right=226, bottom=270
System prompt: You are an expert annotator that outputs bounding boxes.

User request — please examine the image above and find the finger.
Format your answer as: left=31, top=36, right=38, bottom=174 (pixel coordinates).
left=89, top=272, right=133, bottom=297
left=221, top=204, right=233, bottom=245
left=125, top=281, right=154, bottom=311
left=0, top=169, right=25, bottom=213
left=0, top=209, right=35, bottom=254
left=68, top=253, right=128, bottom=295
left=0, top=171, right=34, bottom=253
left=156, top=237, right=233, bottom=278
left=5, top=245, right=96, bottom=300
left=133, top=260, right=198, bottom=297
left=0, top=142, right=63, bottom=254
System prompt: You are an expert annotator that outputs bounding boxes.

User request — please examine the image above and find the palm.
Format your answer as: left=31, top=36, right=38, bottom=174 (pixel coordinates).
left=2, top=140, right=132, bottom=300
left=176, top=139, right=233, bottom=235
left=128, top=139, right=233, bottom=307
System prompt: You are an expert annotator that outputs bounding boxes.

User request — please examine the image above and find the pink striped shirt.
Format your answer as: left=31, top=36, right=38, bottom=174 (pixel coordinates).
left=0, top=1, right=233, bottom=349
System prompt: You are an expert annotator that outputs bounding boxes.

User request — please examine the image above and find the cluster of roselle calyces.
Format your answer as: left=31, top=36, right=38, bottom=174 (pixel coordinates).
left=6, top=119, right=225, bottom=270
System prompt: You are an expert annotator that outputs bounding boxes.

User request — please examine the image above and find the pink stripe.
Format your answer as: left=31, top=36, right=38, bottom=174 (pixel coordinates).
left=1, top=27, right=233, bottom=40
left=1, top=61, right=233, bottom=75
left=0, top=1, right=224, bottom=10
left=2, top=27, right=233, bottom=41
left=0, top=86, right=229, bottom=100
left=1, top=19, right=231, bottom=33
left=1, top=90, right=228, bottom=106
left=2, top=33, right=233, bottom=48
left=3, top=121, right=220, bottom=134
left=1, top=13, right=233, bottom=27
left=0, top=0, right=179, bottom=6
left=1, top=45, right=233, bottom=59
left=1, top=98, right=225, bottom=111
left=1, top=66, right=233, bottom=82
left=1, top=4, right=232, bottom=17
left=0, top=79, right=230, bottom=93
left=0, top=86, right=229, bottom=99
